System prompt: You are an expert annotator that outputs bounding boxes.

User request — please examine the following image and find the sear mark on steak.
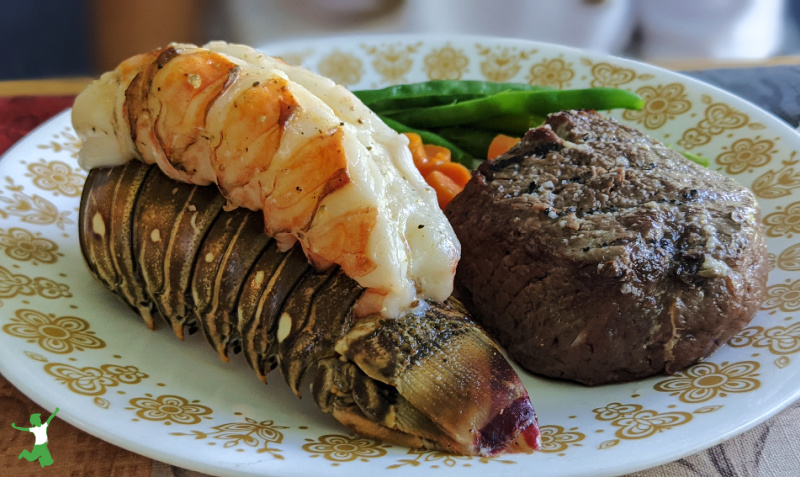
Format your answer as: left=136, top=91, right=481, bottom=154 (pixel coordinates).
left=445, top=110, right=769, bottom=386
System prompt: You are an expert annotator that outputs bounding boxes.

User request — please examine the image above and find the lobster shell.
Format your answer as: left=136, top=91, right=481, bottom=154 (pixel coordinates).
left=78, top=159, right=540, bottom=456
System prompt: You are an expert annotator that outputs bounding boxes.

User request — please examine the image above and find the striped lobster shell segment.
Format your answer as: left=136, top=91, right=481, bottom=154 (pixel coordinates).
left=78, top=160, right=540, bottom=456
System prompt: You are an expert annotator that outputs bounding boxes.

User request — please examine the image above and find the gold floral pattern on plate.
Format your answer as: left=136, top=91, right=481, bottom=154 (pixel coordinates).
left=752, top=152, right=800, bottom=199
left=94, top=397, right=111, bottom=409
left=729, top=322, right=800, bottom=362
left=599, top=439, right=620, bottom=450
left=0, top=177, right=74, bottom=229
left=25, top=159, right=85, bottom=197
left=0, top=227, right=62, bottom=264
left=127, top=393, right=213, bottom=425
left=35, top=127, right=82, bottom=158
left=386, top=448, right=515, bottom=469
left=44, top=362, right=147, bottom=396
left=537, top=425, right=586, bottom=454
left=677, top=100, right=750, bottom=150
left=302, top=434, right=389, bottom=464
left=694, top=405, right=724, bottom=414
left=593, top=402, right=693, bottom=440
left=475, top=44, right=536, bottom=83
left=424, top=44, right=469, bottom=81
left=0, top=265, right=71, bottom=304
left=317, top=50, right=364, bottom=86
left=582, top=60, right=639, bottom=88
left=622, top=83, right=691, bottom=130
left=3, top=308, right=105, bottom=353
left=775, top=243, right=800, bottom=271
left=761, top=279, right=800, bottom=312
left=526, top=57, right=574, bottom=88
left=715, top=137, right=776, bottom=175
left=763, top=202, right=800, bottom=238
left=775, top=355, right=792, bottom=368
left=171, top=416, right=288, bottom=458
left=653, top=361, right=761, bottom=403
left=24, top=350, right=48, bottom=362
left=362, top=42, right=421, bottom=84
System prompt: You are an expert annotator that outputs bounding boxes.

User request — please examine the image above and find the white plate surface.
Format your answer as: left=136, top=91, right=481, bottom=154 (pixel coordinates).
left=2, top=35, right=800, bottom=476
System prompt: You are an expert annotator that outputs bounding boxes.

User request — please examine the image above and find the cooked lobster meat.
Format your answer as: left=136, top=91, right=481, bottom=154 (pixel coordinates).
left=78, top=159, right=540, bottom=456
left=73, top=40, right=542, bottom=455
left=71, top=41, right=459, bottom=319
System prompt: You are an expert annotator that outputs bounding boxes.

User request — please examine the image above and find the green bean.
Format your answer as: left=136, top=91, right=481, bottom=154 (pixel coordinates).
left=378, top=115, right=481, bottom=169
left=467, top=114, right=545, bottom=135
left=384, top=88, right=645, bottom=129
left=353, top=80, right=553, bottom=113
left=681, top=151, right=710, bottom=168
left=380, top=109, right=543, bottom=135
left=431, top=128, right=499, bottom=159
left=358, top=81, right=646, bottom=170
left=665, top=143, right=710, bottom=168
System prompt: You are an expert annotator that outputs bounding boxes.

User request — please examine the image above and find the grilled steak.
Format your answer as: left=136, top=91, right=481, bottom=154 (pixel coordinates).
left=445, top=110, right=769, bottom=385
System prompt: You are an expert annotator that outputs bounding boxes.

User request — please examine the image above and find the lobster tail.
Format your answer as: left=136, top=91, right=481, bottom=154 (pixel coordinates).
left=79, top=162, right=155, bottom=327
left=78, top=160, right=539, bottom=456
left=191, top=206, right=271, bottom=362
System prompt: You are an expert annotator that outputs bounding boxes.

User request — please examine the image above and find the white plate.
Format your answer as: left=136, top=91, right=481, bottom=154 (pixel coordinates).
left=2, top=35, right=800, bottom=477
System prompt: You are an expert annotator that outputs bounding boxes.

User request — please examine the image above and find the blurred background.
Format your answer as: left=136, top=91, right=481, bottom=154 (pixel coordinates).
left=2, top=0, right=800, bottom=80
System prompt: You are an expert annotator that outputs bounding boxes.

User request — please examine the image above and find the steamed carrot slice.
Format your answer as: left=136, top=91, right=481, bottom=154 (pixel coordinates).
left=423, top=144, right=451, bottom=163
left=488, top=134, right=521, bottom=160
left=404, top=132, right=428, bottom=169
left=412, top=144, right=446, bottom=176
left=433, top=161, right=471, bottom=188
left=404, top=133, right=468, bottom=209
left=426, top=170, right=462, bottom=209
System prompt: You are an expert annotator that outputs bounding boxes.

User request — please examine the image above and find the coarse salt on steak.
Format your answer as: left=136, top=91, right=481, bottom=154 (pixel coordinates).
left=445, top=110, right=768, bottom=385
